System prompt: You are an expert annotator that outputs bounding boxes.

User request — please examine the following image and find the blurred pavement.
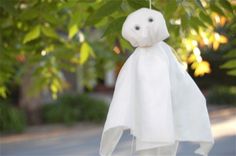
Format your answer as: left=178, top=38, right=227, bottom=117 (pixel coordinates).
left=0, top=105, right=235, bottom=156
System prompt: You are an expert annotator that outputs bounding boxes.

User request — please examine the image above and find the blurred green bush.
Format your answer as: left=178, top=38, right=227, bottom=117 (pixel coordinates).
left=207, top=86, right=236, bottom=105
left=0, top=102, right=27, bottom=133
left=42, top=94, right=108, bottom=125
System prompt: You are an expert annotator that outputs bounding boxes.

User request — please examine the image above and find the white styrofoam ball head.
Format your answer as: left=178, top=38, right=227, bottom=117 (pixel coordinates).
left=122, top=8, right=169, bottom=47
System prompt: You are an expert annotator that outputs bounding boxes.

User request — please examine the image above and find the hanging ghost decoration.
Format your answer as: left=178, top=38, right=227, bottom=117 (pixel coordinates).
left=100, top=8, right=214, bottom=156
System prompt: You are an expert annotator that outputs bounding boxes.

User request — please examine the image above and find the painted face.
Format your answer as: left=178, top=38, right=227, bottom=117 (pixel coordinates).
left=122, top=8, right=169, bottom=47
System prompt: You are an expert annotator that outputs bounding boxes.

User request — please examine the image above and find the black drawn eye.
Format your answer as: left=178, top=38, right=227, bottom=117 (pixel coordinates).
left=148, top=17, right=153, bottom=22
left=135, top=25, right=140, bottom=30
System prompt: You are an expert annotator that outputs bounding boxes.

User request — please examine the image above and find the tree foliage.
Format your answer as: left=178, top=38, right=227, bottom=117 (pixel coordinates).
left=0, top=0, right=235, bottom=98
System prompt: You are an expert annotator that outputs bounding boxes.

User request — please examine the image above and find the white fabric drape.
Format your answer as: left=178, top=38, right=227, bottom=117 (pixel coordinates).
left=100, top=42, right=214, bottom=156
left=100, top=8, right=214, bottom=156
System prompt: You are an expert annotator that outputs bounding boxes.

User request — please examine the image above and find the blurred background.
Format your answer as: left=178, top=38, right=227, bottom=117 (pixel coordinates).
left=0, top=0, right=235, bottom=156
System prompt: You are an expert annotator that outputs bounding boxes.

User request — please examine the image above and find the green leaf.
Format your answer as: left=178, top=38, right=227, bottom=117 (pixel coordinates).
left=68, top=24, right=78, bottom=39
left=42, top=13, right=58, bottom=24
left=224, top=49, right=236, bottom=58
left=127, top=0, right=148, bottom=9
left=228, top=38, right=236, bottom=47
left=181, top=14, right=189, bottom=30
left=103, top=16, right=126, bottom=37
left=221, top=60, right=236, bottom=69
left=23, top=25, right=41, bottom=44
left=194, top=0, right=205, bottom=12
left=218, top=0, right=233, bottom=13
left=41, top=26, right=58, bottom=39
left=0, top=86, right=7, bottom=98
left=230, top=23, right=236, bottom=32
left=80, top=42, right=94, bottom=64
left=19, top=9, right=39, bottom=21
left=164, top=0, right=177, bottom=18
left=227, top=69, right=236, bottom=76
left=77, top=0, right=96, bottom=2
left=127, top=0, right=158, bottom=10
left=189, top=16, right=206, bottom=30
left=0, top=0, right=17, bottom=14
left=86, top=0, right=122, bottom=25
left=210, top=3, right=225, bottom=16
left=199, top=11, right=213, bottom=25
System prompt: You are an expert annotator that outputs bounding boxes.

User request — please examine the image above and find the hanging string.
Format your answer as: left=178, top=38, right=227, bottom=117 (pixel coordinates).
left=149, top=0, right=152, bottom=9
left=130, top=135, right=135, bottom=156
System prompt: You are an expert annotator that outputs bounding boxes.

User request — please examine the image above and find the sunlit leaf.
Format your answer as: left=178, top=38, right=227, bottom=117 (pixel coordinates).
left=221, top=60, right=236, bottom=69
left=193, top=61, right=211, bottom=77
left=213, top=41, right=220, bottom=50
left=191, top=62, right=198, bottom=69
left=50, top=77, right=63, bottom=99
left=227, top=69, right=236, bottom=76
left=219, top=35, right=228, bottom=44
left=41, top=26, right=58, bottom=39
left=80, top=42, right=94, bottom=64
left=188, top=54, right=196, bottom=63
left=0, top=86, right=7, bottom=98
left=68, top=24, right=78, bottom=39
left=23, top=25, right=41, bottom=43
left=50, top=82, right=58, bottom=94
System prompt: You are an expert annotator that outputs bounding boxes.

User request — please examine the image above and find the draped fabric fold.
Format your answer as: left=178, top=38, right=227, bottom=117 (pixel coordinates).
left=100, top=8, right=214, bottom=156
left=100, top=42, right=214, bottom=156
